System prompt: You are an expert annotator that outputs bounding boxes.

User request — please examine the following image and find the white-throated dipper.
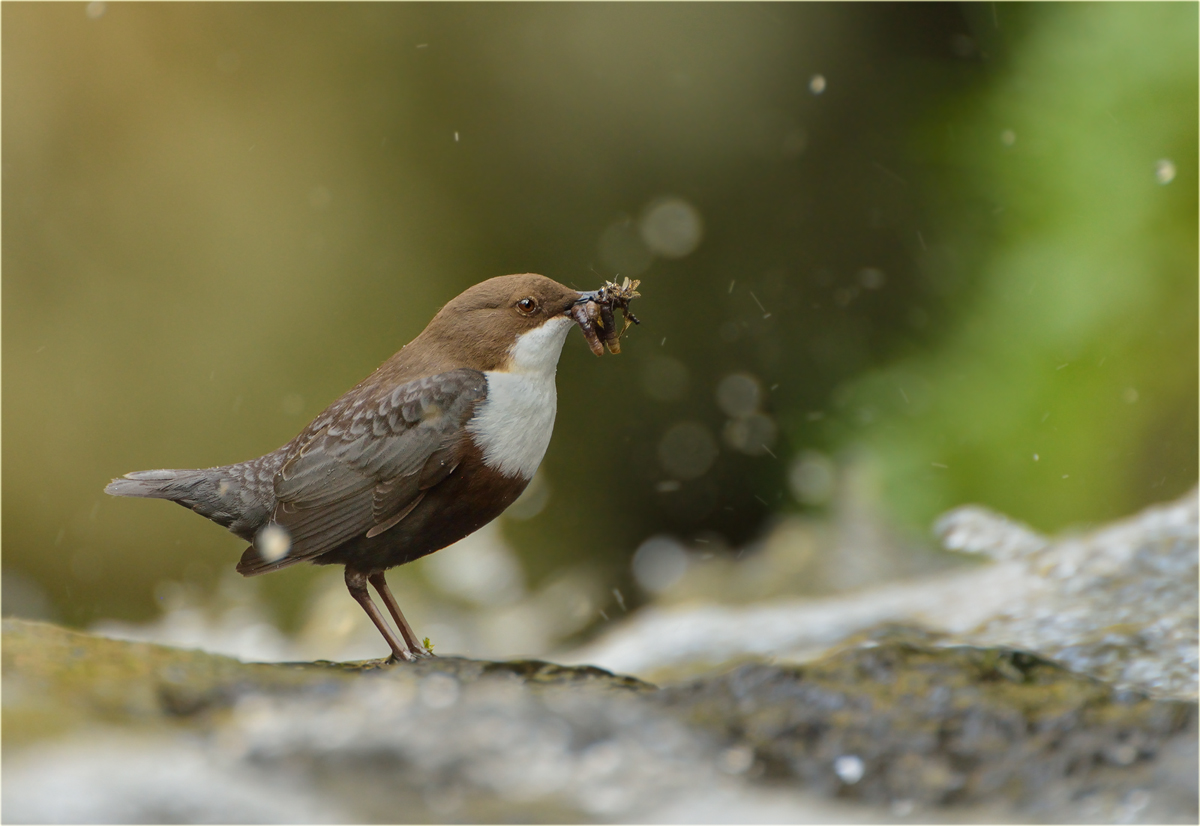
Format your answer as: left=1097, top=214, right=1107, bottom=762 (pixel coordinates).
left=105, top=274, right=636, bottom=661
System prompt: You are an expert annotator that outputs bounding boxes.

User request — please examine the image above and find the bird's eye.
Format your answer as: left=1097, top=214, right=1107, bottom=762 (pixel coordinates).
left=516, top=297, right=538, bottom=315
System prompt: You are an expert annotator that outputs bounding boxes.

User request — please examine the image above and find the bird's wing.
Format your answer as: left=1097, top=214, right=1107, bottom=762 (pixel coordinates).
left=259, top=368, right=487, bottom=565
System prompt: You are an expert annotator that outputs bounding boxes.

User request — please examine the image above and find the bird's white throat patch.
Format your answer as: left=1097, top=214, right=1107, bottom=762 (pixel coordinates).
left=467, top=315, right=574, bottom=479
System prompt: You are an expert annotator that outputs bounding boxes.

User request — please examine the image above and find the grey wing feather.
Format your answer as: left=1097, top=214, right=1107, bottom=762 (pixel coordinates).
left=266, top=369, right=486, bottom=562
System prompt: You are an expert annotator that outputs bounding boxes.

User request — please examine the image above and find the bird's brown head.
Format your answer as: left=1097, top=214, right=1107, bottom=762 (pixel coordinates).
left=418, top=274, right=589, bottom=371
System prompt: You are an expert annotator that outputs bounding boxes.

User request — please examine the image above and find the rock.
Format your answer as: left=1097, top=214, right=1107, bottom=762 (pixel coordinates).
left=940, top=488, right=1199, bottom=700
left=659, top=629, right=1197, bottom=820
left=3, top=618, right=1196, bottom=823
left=565, top=488, right=1199, bottom=700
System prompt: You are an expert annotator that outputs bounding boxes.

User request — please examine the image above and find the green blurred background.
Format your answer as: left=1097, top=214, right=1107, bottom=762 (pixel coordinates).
left=4, top=2, right=1196, bottom=633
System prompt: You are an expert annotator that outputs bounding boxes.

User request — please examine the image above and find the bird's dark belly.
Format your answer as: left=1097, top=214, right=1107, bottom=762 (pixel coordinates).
left=313, top=452, right=530, bottom=573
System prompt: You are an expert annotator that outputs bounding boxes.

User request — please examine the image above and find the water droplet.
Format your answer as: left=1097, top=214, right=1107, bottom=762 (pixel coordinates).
left=1155, top=159, right=1176, bottom=184
left=256, top=523, right=292, bottom=563
left=834, top=754, right=865, bottom=784
left=809, top=74, right=827, bottom=94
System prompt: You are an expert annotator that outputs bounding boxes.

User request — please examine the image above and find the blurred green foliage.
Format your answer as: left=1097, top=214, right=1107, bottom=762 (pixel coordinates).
left=3, top=3, right=1194, bottom=630
left=824, top=2, right=1198, bottom=532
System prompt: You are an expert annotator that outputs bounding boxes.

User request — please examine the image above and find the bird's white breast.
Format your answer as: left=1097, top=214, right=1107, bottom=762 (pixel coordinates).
left=467, top=316, right=573, bottom=480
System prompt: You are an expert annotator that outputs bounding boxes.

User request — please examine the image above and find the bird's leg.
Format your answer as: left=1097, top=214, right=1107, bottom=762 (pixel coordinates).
left=345, top=568, right=416, bottom=662
left=368, top=572, right=430, bottom=657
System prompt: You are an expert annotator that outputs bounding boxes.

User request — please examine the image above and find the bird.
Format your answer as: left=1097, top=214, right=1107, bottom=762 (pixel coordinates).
left=105, top=273, right=625, bottom=661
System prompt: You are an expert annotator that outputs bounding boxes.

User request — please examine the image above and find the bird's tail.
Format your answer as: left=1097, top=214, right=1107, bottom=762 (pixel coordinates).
left=105, top=468, right=211, bottom=500
left=105, top=466, right=267, bottom=540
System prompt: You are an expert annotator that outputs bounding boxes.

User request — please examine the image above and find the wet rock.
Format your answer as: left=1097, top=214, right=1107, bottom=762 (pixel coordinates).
left=2, top=619, right=662, bottom=823
left=5, top=490, right=1196, bottom=823
left=566, top=488, right=1198, bottom=700
left=3, top=618, right=1196, bottom=823
left=659, top=631, right=1197, bottom=820
left=936, top=488, right=1198, bottom=700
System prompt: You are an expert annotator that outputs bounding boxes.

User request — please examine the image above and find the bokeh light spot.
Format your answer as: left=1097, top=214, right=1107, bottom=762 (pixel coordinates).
left=723, top=413, right=778, bottom=456
left=639, top=197, right=703, bottom=258
left=789, top=451, right=835, bottom=506
left=716, top=372, right=762, bottom=417
left=657, top=421, right=718, bottom=480
left=631, top=536, right=688, bottom=593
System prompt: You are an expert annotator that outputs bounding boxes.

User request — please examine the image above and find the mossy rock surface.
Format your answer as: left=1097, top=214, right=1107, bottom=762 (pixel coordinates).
left=3, top=618, right=1195, bottom=823
left=2, top=618, right=650, bottom=748
left=659, top=627, right=1197, bottom=810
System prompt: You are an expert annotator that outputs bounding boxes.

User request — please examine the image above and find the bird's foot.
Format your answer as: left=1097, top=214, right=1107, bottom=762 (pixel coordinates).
left=385, top=644, right=435, bottom=664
